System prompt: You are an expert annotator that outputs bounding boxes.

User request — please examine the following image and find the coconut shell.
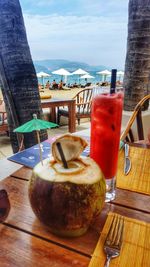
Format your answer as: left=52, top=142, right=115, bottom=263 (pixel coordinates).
left=28, top=134, right=106, bottom=237
left=52, top=134, right=88, bottom=162
left=29, top=157, right=106, bottom=237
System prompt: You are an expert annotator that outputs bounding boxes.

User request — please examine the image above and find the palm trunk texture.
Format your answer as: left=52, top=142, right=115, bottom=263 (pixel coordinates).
left=123, top=0, right=150, bottom=111
left=0, top=0, right=48, bottom=153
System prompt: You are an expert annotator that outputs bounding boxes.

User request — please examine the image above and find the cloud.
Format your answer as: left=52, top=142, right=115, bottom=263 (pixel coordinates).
left=33, top=0, right=55, bottom=7
left=73, top=0, right=128, bottom=17
left=23, top=12, right=127, bottom=68
left=20, top=0, right=128, bottom=17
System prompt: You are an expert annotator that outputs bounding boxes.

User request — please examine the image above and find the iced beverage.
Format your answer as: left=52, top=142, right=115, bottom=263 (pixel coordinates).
left=90, top=92, right=123, bottom=200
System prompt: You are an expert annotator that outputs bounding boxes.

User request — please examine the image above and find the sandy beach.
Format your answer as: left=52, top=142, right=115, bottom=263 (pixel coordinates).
left=41, top=87, right=92, bottom=99
left=0, top=87, right=92, bottom=101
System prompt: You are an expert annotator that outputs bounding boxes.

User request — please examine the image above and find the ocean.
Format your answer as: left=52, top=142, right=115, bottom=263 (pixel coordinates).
left=38, top=71, right=123, bottom=86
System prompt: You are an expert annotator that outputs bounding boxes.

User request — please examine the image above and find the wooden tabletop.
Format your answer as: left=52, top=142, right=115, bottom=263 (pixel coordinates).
left=1, top=143, right=150, bottom=266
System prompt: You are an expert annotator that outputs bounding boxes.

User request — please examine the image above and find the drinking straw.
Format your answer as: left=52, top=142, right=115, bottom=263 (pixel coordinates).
left=110, top=69, right=117, bottom=94
left=56, top=142, right=68, bottom=169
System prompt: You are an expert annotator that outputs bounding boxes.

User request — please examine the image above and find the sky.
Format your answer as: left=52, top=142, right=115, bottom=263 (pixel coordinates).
left=20, top=0, right=128, bottom=69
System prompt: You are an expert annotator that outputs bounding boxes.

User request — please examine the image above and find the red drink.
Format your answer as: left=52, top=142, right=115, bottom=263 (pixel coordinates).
left=90, top=92, right=123, bottom=179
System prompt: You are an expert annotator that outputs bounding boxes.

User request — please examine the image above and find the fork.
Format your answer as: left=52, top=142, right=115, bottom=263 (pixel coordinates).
left=104, top=214, right=124, bottom=267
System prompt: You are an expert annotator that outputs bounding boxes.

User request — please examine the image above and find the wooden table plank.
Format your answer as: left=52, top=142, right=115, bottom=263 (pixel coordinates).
left=93, top=202, right=150, bottom=235
left=11, top=166, right=32, bottom=180
left=0, top=177, right=101, bottom=256
left=10, top=167, right=150, bottom=214
left=111, top=188, right=150, bottom=213
left=1, top=176, right=150, bottom=258
left=0, top=224, right=89, bottom=267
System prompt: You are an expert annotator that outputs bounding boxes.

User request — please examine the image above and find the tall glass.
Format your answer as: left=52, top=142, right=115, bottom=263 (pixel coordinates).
left=90, top=90, right=123, bottom=202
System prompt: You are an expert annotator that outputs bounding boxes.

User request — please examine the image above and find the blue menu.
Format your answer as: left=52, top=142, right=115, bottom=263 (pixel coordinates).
left=8, top=137, right=90, bottom=169
left=8, top=141, right=51, bottom=168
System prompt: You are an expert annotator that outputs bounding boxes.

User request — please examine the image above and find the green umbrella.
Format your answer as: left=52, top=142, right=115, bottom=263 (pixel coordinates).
left=14, top=114, right=58, bottom=165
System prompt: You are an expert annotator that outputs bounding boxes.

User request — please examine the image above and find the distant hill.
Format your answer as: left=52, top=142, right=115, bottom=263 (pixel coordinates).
left=33, top=59, right=108, bottom=73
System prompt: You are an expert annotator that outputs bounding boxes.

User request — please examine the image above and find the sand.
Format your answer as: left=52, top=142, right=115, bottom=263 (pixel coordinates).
left=0, top=87, right=89, bottom=101
left=41, top=87, right=89, bottom=99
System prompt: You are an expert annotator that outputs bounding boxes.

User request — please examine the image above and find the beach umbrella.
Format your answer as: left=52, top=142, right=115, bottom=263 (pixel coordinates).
left=117, top=71, right=124, bottom=81
left=72, top=68, right=89, bottom=84
left=80, top=74, right=95, bottom=83
left=97, top=69, right=111, bottom=81
left=14, top=114, right=58, bottom=165
left=37, top=72, right=51, bottom=86
left=72, top=68, right=88, bottom=75
left=52, top=68, right=71, bottom=83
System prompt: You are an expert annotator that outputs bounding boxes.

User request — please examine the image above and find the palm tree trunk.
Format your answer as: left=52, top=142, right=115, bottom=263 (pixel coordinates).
left=123, top=0, right=150, bottom=111
left=0, top=0, right=48, bottom=153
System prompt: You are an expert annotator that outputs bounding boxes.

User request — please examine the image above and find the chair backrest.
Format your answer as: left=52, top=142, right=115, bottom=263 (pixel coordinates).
left=73, top=88, right=93, bottom=115
left=121, top=94, right=150, bottom=142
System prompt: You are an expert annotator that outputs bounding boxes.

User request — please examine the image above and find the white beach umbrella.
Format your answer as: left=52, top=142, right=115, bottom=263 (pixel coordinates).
left=117, top=71, right=124, bottom=81
left=52, top=68, right=71, bottom=76
left=37, top=71, right=50, bottom=78
left=97, top=69, right=111, bottom=81
left=37, top=71, right=51, bottom=85
left=80, top=74, right=95, bottom=84
left=72, top=68, right=89, bottom=84
left=52, top=68, right=71, bottom=83
left=72, top=68, right=88, bottom=75
left=81, top=74, right=95, bottom=79
left=97, top=69, right=111, bottom=75
left=117, top=71, right=124, bottom=75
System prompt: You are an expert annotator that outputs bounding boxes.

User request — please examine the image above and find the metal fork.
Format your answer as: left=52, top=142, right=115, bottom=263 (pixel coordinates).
left=104, top=214, right=124, bottom=267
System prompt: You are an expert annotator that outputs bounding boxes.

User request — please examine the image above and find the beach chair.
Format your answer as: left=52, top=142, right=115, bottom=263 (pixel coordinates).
left=121, top=94, right=150, bottom=144
left=57, top=88, right=93, bottom=125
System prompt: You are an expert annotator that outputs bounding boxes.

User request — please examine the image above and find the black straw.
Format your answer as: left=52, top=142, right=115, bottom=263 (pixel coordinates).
left=110, top=69, right=117, bottom=94
left=56, top=142, right=68, bottom=169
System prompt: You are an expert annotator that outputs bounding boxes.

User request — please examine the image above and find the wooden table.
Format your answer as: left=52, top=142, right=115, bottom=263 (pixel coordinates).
left=1, top=144, right=150, bottom=266
left=41, top=98, right=76, bottom=133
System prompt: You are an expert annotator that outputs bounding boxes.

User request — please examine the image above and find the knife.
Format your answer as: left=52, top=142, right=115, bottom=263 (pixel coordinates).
left=124, top=143, right=131, bottom=175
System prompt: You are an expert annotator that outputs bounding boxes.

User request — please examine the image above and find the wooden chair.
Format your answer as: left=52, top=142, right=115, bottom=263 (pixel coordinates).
left=0, top=100, right=8, bottom=134
left=57, top=88, right=93, bottom=125
left=121, top=94, right=150, bottom=143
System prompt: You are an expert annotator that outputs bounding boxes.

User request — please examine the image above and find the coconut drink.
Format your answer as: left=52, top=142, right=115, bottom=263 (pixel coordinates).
left=28, top=134, right=106, bottom=237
